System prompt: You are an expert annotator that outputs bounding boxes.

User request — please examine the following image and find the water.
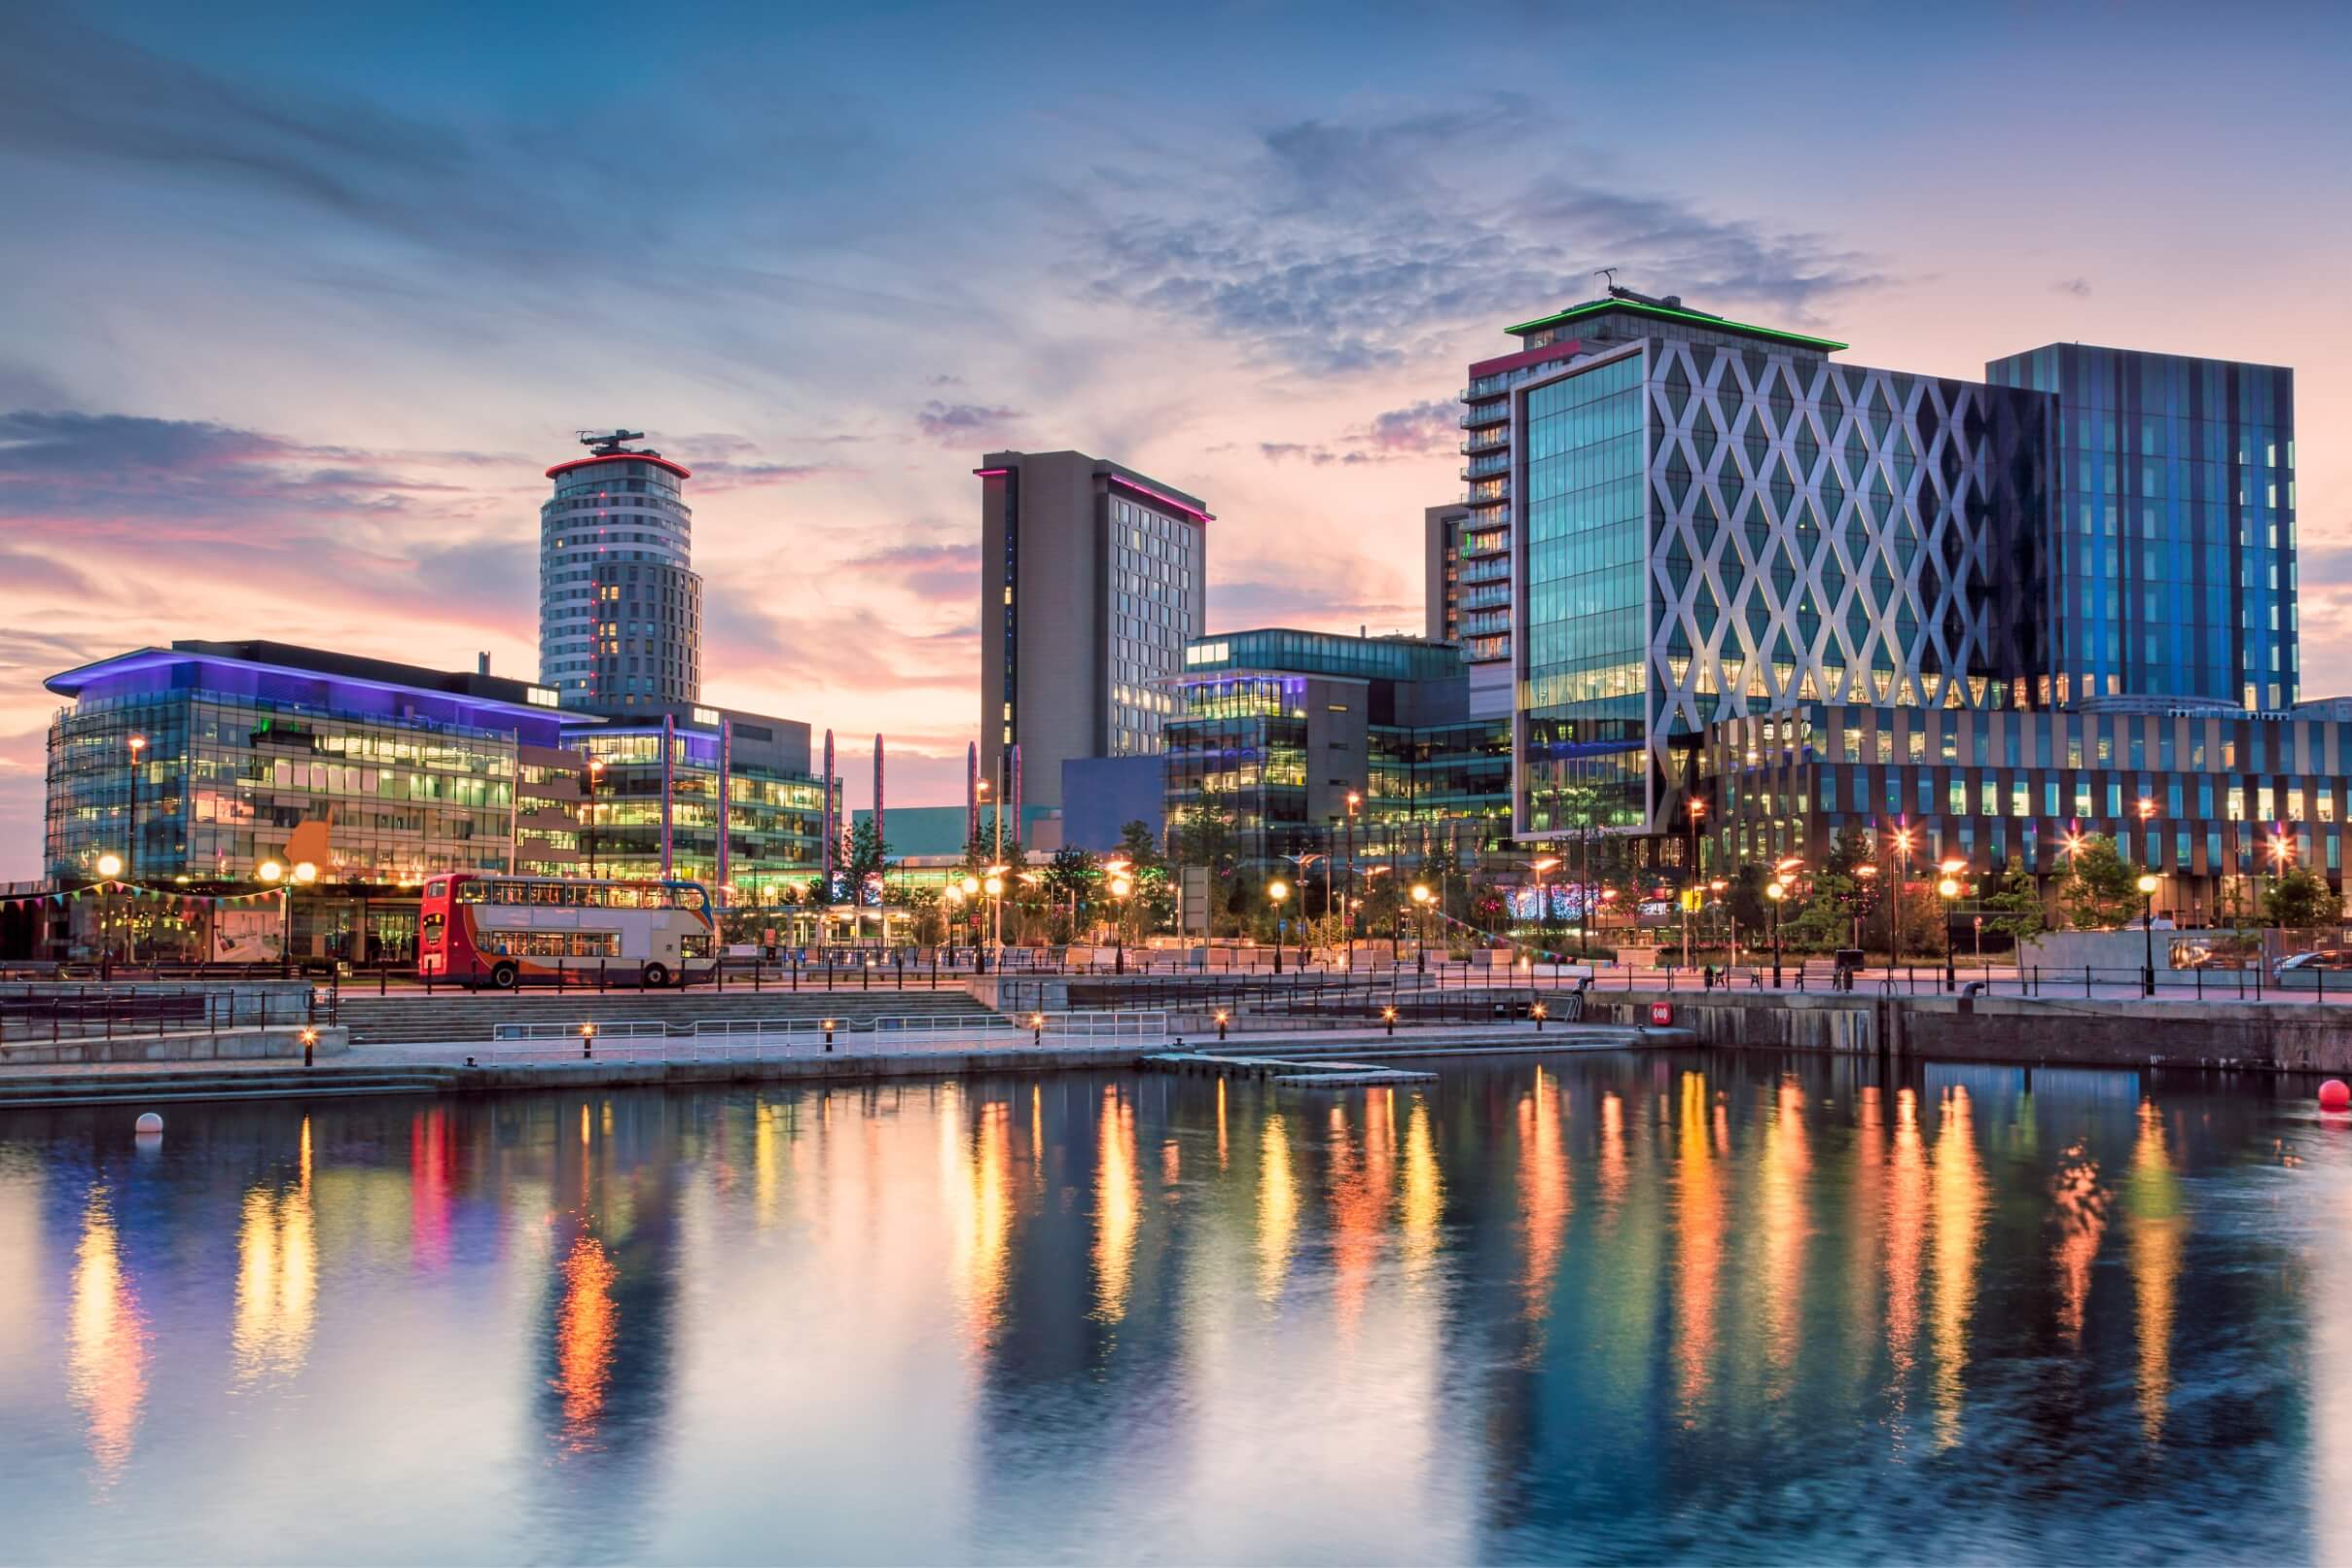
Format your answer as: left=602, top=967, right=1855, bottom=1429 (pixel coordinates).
left=0, top=1052, right=2343, bottom=1565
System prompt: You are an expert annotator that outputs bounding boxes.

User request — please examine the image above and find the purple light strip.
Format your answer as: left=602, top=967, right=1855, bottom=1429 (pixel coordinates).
left=1107, top=473, right=1214, bottom=522
left=971, top=467, right=1011, bottom=478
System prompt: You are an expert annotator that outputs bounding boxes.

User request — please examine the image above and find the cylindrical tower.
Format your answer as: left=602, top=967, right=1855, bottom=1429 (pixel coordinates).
left=539, top=430, right=702, bottom=713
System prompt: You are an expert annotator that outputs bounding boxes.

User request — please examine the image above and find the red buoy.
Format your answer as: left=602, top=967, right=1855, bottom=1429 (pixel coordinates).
left=2320, top=1080, right=2350, bottom=1112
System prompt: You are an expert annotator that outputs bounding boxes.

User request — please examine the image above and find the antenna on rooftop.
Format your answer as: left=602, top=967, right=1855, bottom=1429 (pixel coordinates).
left=1593, top=267, right=1620, bottom=293
left=578, top=429, right=650, bottom=456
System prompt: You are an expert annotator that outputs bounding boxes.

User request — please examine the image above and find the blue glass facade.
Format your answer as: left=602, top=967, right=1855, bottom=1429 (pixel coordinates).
left=1517, top=351, right=1650, bottom=837
left=1986, top=344, right=2295, bottom=710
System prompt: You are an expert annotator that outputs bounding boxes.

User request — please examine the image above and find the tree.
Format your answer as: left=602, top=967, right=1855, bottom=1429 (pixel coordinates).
left=841, top=818, right=893, bottom=905
left=2058, top=834, right=2143, bottom=931
left=2266, top=866, right=2339, bottom=930
left=1978, top=865, right=2048, bottom=943
left=1115, top=819, right=1165, bottom=873
left=1043, top=845, right=1100, bottom=942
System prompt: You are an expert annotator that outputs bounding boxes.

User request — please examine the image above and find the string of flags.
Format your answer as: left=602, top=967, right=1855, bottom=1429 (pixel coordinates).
left=1, top=880, right=288, bottom=911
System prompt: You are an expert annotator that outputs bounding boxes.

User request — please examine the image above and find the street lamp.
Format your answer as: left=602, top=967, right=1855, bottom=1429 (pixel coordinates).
left=1267, top=878, right=1290, bottom=974
left=1853, top=863, right=1879, bottom=953
left=1531, top=856, right=1560, bottom=956
left=260, top=858, right=319, bottom=976
left=1764, top=878, right=1786, bottom=987
left=1936, top=864, right=1964, bottom=993
left=1683, top=799, right=1706, bottom=967
left=983, top=870, right=1005, bottom=962
left=1109, top=871, right=1134, bottom=974
left=1888, top=826, right=1916, bottom=969
left=1342, top=791, right=1363, bottom=962
left=1410, top=882, right=1432, bottom=973
left=585, top=756, right=606, bottom=877
left=94, top=852, right=124, bottom=973
left=125, top=734, right=147, bottom=886
left=2137, top=873, right=2160, bottom=996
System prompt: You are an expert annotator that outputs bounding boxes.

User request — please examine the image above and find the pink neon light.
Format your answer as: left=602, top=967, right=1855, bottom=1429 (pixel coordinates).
left=971, top=467, right=1011, bottom=478
left=547, top=453, right=693, bottom=481
left=1107, top=474, right=1215, bottom=522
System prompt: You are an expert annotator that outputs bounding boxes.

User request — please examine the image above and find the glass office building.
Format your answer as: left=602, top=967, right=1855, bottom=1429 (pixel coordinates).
left=1985, top=343, right=2295, bottom=711
left=1501, top=290, right=2049, bottom=856
left=567, top=706, right=836, bottom=911
left=539, top=434, right=704, bottom=714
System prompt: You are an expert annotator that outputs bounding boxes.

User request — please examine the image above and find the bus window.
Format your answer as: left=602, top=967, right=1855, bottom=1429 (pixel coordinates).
left=456, top=881, right=485, bottom=904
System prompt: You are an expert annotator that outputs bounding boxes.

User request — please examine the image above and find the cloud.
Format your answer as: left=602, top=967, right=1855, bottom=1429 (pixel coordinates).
left=1257, top=398, right=1460, bottom=466
left=1073, top=99, right=1889, bottom=373
left=2053, top=277, right=2093, bottom=297
left=836, top=540, right=980, bottom=604
left=916, top=401, right=1025, bottom=446
left=1211, top=556, right=1417, bottom=629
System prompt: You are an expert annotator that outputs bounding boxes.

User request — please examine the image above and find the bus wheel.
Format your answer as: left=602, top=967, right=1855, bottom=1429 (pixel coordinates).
left=491, top=961, right=518, bottom=990
left=642, top=962, right=670, bottom=989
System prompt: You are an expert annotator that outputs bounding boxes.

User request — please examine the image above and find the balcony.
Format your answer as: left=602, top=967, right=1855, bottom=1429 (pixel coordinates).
left=1459, top=400, right=1509, bottom=430
left=1459, top=429, right=1508, bottom=455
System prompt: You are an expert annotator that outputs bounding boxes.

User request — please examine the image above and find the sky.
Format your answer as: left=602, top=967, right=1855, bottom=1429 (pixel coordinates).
left=2, top=0, right=2349, bottom=880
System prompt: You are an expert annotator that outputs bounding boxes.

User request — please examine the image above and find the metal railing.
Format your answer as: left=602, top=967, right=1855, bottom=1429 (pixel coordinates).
left=1, top=983, right=337, bottom=1044
left=488, top=1010, right=1170, bottom=1045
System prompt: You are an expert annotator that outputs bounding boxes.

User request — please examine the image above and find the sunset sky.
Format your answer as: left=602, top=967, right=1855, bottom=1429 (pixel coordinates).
left=3, top=0, right=2347, bottom=879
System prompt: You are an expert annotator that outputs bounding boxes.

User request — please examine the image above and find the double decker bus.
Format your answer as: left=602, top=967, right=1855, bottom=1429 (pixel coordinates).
left=418, top=873, right=717, bottom=989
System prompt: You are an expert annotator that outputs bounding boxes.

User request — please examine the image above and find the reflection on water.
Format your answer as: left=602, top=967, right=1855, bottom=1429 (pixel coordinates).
left=66, top=1186, right=146, bottom=1484
left=0, top=1051, right=2339, bottom=1564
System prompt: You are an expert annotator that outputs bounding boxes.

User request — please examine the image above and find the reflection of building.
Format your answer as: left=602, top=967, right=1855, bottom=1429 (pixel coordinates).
left=977, top=449, right=1209, bottom=805
left=569, top=705, right=837, bottom=909
left=539, top=431, right=703, bottom=714
left=1162, top=628, right=1511, bottom=868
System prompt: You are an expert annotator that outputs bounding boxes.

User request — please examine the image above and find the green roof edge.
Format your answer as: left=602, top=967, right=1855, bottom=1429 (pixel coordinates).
left=1505, top=298, right=1847, bottom=352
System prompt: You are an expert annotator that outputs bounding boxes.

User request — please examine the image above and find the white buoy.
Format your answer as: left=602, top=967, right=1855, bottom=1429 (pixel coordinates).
left=134, top=1112, right=163, bottom=1136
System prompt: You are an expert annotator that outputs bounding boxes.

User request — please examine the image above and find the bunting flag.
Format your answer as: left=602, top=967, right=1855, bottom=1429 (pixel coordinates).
left=1, top=881, right=293, bottom=910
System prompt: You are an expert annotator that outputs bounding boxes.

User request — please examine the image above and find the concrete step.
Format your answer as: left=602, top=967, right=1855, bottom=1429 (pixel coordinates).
left=336, top=988, right=1001, bottom=1043
left=0, top=1068, right=461, bottom=1108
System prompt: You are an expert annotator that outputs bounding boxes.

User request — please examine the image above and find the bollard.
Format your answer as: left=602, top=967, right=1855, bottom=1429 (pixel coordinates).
left=301, top=1026, right=317, bottom=1068
left=580, top=1020, right=597, bottom=1059
left=823, top=1018, right=836, bottom=1052
left=1383, top=1005, right=1398, bottom=1036
left=1533, top=1001, right=1548, bottom=1033
left=1216, top=1010, right=1229, bottom=1042
left=1031, top=1011, right=1045, bottom=1046
left=599, top=959, right=608, bottom=994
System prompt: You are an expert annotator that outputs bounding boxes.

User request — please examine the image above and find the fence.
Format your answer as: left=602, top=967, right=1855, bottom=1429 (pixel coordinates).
left=0, top=984, right=336, bottom=1044
left=487, top=1010, right=1171, bottom=1046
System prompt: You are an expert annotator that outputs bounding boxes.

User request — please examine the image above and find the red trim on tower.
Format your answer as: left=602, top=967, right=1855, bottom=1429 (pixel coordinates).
left=1468, top=338, right=1585, bottom=381
left=547, top=453, right=693, bottom=481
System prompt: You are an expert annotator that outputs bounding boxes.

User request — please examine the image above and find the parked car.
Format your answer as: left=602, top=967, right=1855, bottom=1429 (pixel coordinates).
left=2274, top=950, right=2352, bottom=987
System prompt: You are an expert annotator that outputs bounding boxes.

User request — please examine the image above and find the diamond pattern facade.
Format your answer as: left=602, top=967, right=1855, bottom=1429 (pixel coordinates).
left=1515, top=333, right=2051, bottom=839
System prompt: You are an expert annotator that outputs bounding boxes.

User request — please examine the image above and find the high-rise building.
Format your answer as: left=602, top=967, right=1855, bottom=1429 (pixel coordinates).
left=1985, top=343, right=2296, bottom=711
left=975, top=449, right=1209, bottom=808
left=1422, top=502, right=1474, bottom=644
left=539, top=429, right=703, bottom=714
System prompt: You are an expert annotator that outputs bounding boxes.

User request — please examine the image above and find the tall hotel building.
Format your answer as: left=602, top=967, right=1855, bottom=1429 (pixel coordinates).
left=539, top=430, right=703, bottom=715
left=976, top=449, right=1208, bottom=808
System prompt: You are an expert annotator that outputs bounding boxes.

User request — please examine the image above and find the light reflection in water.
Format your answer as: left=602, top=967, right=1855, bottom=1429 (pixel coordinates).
left=551, top=1233, right=619, bottom=1453
left=2050, top=1140, right=2109, bottom=1347
left=67, top=1185, right=147, bottom=1484
left=232, top=1117, right=317, bottom=1385
left=2128, top=1098, right=2186, bottom=1446
left=1598, top=1090, right=1629, bottom=1219
left=1326, top=1103, right=1388, bottom=1335
left=1258, top=1112, right=1298, bottom=1301
left=1884, top=1086, right=1928, bottom=1450
left=1092, top=1087, right=1139, bottom=1324
left=1674, top=1071, right=1721, bottom=1422
left=1930, top=1086, right=1986, bottom=1449
left=1399, top=1096, right=1443, bottom=1281
left=1516, top=1067, right=1571, bottom=1327
left=1758, top=1076, right=1809, bottom=1376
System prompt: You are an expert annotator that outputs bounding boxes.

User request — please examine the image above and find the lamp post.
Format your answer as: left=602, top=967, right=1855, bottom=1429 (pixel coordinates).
left=2267, top=829, right=2295, bottom=935
left=2137, top=873, right=2159, bottom=996
left=585, top=756, right=605, bottom=877
left=945, top=882, right=966, bottom=961
left=983, top=871, right=1005, bottom=964
left=1764, top=878, right=1786, bottom=987
left=1708, top=877, right=1729, bottom=964
left=1937, top=866, right=1963, bottom=993
left=94, top=852, right=124, bottom=975
left=1888, top=826, right=1915, bottom=970
left=258, top=857, right=319, bottom=977
left=125, top=733, right=147, bottom=886
left=1410, top=882, right=1432, bottom=973
left=1853, top=863, right=1879, bottom=953
left=1683, top=799, right=1705, bottom=968
left=1531, top=855, right=1559, bottom=957
left=1343, top=791, right=1362, bottom=965
left=1109, top=871, right=1133, bottom=974
left=1267, top=879, right=1290, bottom=974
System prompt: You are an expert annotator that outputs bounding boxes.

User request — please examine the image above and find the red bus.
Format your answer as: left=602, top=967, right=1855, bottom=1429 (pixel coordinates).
left=418, top=873, right=717, bottom=989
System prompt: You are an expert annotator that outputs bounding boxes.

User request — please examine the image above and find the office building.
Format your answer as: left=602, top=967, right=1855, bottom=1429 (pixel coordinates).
left=1162, top=628, right=1511, bottom=869
left=976, top=449, right=1209, bottom=807
left=567, top=703, right=836, bottom=909
left=1985, top=343, right=2296, bottom=710
left=1423, top=502, right=1475, bottom=645
left=1701, top=699, right=2349, bottom=924
left=42, top=639, right=572, bottom=960
left=540, top=429, right=704, bottom=714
